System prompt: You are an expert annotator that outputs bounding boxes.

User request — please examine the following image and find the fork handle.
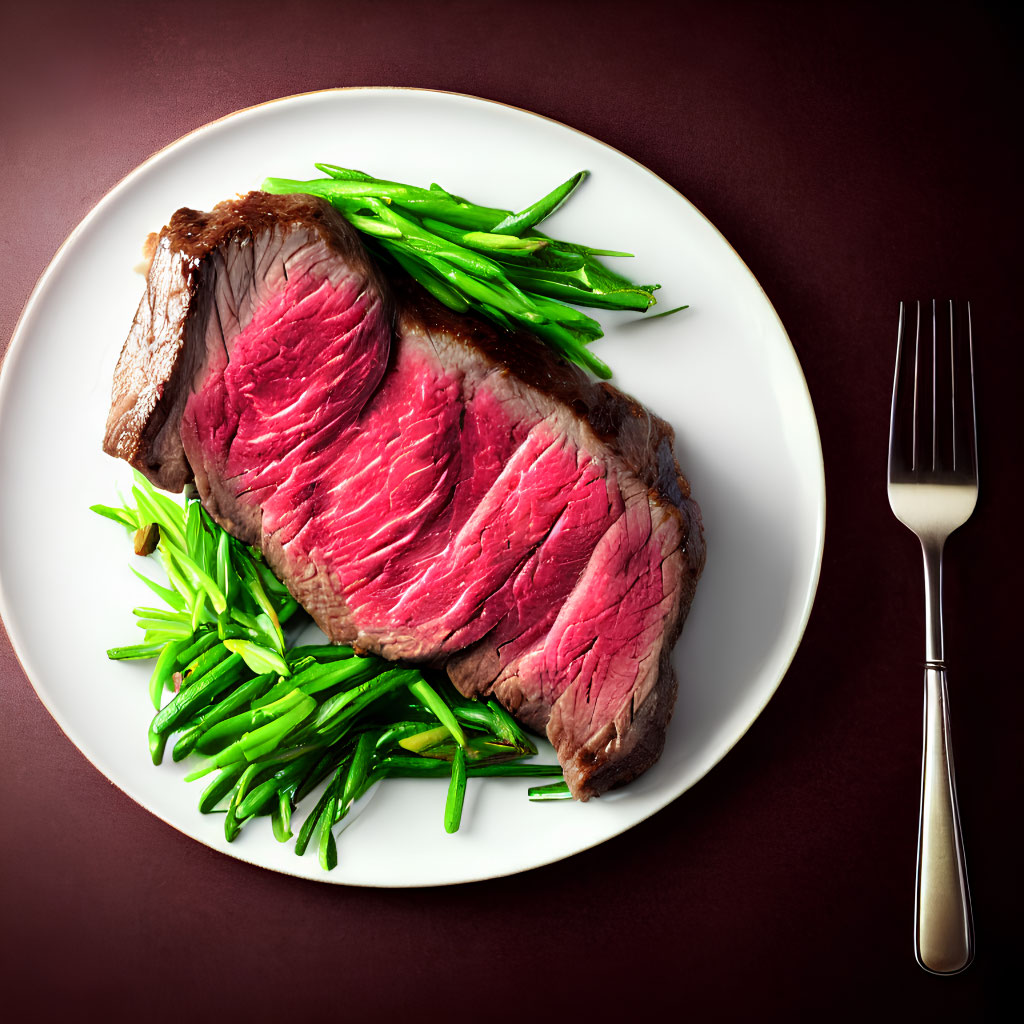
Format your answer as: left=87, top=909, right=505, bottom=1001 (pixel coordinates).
left=915, top=664, right=974, bottom=974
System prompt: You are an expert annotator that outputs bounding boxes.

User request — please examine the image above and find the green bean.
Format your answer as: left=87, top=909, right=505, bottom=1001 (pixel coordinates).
left=314, top=163, right=376, bottom=182
left=407, top=678, right=468, bottom=749
left=198, top=763, right=248, bottom=813
left=223, top=638, right=290, bottom=677
left=291, top=652, right=380, bottom=688
left=90, top=503, right=139, bottom=530
left=148, top=637, right=190, bottom=709
left=312, top=668, right=420, bottom=734
left=463, top=763, right=563, bottom=778
left=287, top=644, right=356, bottom=662
left=233, top=555, right=282, bottom=649
left=148, top=722, right=168, bottom=766
left=388, top=195, right=509, bottom=230
left=181, top=640, right=233, bottom=686
left=341, top=731, right=377, bottom=812
left=163, top=543, right=227, bottom=615
left=176, top=629, right=222, bottom=668
left=215, top=529, right=233, bottom=607
left=528, top=781, right=573, bottom=800
left=139, top=581, right=187, bottom=620
left=422, top=218, right=547, bottom=254
left=264, top=176, right=427, bottom=204
left=444, top=746, right=467, bottom=834
left=379, top=756, right=563, bottom=779
left=294, top=767, right=343, bottom=857
left=271, top=791, right=293, bottom=842
left=185, top=502, right=204, bottom=567
left=170, top=726, right=201, bottom=763
left=106, top=642, right=165, bottom=661
left=348, top=213, right=404, bottom=239
left=135, top=617, right=192, bottom=637
left=160, top=550, right=198, bottom=607
left=151, top=653, right=244, bottom=735
left=504, top=265, right=657, bottom=312
left=490, top=171, right=587, bottom=236
left=318, top=792, right=339, bottom=871
left=224, top=769, right=257, bottom=842
left=635, top=303, right=689, bottom=321
left=131, top=568, right=187, bottom=611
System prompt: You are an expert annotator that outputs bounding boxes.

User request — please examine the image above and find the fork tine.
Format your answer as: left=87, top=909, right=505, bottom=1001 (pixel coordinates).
left=957, top=300, right=978, bottom=480
left=939, top=299, right=978, bottom=480
left=888, top=302, right=903, bottom=477
left=949, top=300, right=956, bottom=472
left=889, top=299, right=921, bottom=478
left=930, top=298, right=937, bottom=472
left=889, top=301, right=907, bottom=474
left=921, top=299, right=929, bottom=471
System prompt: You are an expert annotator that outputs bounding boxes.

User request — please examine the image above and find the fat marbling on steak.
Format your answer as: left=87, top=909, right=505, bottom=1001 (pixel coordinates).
left=103, top=191, right=705, bottom=800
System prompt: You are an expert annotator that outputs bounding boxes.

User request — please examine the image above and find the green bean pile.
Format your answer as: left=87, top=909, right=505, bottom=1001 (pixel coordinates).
left=262, top=165, right=680, bottom=380
left=94, top=472, right=569, bottom=871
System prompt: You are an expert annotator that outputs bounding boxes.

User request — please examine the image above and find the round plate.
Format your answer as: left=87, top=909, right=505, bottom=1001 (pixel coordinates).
left=0, top=88, right=824, bottom=886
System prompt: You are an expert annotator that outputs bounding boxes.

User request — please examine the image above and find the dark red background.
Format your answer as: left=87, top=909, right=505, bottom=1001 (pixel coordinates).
left=1, top=1, right=1017, bottom=1018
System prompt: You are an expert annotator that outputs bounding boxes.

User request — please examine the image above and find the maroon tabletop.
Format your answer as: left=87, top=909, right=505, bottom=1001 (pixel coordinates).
left=1, top=1, right=1016, bottom=1018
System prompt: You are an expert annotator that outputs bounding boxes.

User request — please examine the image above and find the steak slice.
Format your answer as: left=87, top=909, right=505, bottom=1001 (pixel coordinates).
left=104, top=192, right=705, bottom=800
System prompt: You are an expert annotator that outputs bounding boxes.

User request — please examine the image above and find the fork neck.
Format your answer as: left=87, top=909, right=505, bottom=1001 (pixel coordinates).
left=920, top=537, right=946, bottom=665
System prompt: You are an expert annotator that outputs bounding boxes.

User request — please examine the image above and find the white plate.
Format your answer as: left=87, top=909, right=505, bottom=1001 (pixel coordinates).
left=0, top=88, right=824, bottom=886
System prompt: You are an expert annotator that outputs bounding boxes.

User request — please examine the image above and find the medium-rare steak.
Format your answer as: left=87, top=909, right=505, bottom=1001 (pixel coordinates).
left=104, top=191, right=705, bottom=800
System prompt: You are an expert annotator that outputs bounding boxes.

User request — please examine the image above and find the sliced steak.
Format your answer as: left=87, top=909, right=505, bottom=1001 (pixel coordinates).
left=104, top=192, right=705, bottom=800
left=104, top=192, right=392, bottom=496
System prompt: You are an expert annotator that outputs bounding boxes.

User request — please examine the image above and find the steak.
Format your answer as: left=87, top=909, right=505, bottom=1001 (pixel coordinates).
left=104, top=192, right=705, bottom=800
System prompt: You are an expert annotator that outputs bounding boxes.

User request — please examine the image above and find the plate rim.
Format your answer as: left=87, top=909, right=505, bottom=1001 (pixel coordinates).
left=0, top=86, right=826, bottom=886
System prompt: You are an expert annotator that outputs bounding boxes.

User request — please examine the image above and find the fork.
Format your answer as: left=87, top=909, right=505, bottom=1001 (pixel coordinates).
left=887, top=299, right=976, bottom=974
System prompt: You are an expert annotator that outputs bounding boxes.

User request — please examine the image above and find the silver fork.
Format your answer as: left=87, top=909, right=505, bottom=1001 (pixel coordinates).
left=887, top=299, right=976, bottom=974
